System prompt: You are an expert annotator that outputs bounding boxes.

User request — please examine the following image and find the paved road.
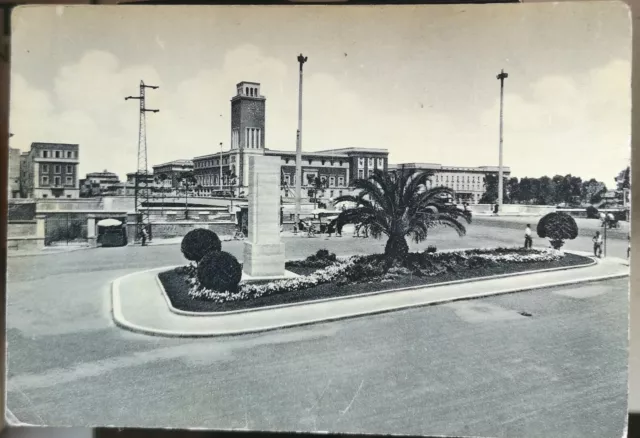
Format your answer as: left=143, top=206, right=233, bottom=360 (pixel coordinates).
left=6, top=221, right=629, bottom=436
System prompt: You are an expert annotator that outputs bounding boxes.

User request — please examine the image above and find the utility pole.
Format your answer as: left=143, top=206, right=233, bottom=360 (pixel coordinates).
left=496, top=69, right=508, bottom=212
left=294, top=53, right=308, bottom=225
left=125, top=80, right=159, bottom=242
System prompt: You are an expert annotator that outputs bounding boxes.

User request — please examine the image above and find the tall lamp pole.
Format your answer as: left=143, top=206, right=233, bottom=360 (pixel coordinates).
left=219, top=142, right=223, bottom=195
left=496, top=69, right=508, bottom=211
left=294, top=54, right=308, bottom=225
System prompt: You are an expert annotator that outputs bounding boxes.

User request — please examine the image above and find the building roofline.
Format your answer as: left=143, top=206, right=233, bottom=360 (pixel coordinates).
left=237, top=81, right=260, bottom=86
left=152, top=160, right=194, bottom=167
left=30, top=142, right=79, bottom=147
left=316, top=147, right=389, bottom=154
left=193, top=151, right=229, bottom=160
left=264, top=149, right=349, bottom=158
left=390, top=162, right=511, bottom=172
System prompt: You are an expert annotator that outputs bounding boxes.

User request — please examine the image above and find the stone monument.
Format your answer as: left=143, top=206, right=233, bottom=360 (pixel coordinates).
left=243, top=155, right=286, bottom=277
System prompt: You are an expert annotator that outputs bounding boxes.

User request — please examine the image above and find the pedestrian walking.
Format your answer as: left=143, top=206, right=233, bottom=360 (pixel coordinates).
left=592, top=231, right=603, bottom=258
left=628, top=234, right=631, bottom=260
left=524, top=224, right=533, bottom=249
left=141, top=226, right=149, bottom=247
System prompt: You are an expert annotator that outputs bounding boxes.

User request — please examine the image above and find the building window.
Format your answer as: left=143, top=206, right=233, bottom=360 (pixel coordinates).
left=54, top=176, right=61, bottom=186
left=66, top=151, right=73, bottom=158
left=367, top=169, right=373, bottom=178
left=42, top=150, right=49, bottom=158
left=66, top=165, right=73, bottom=173
left=55, top=150, right=61, bottom=158
left=368, top=158, right=374, bottom=168
left=329, top=176, right=336, bottom=187
left=358, top=158, right=365, bottom=168
left=338, top=176, right=345, bottom=187
left=358, top=169, right=364, bottom=179
left=377, top=158, right=384, bottom=168
left=41, top=164, right=49, bottom=173
left=330, top=190, right=334, bottom=197
left=66, top=176, right=73, bottom=186
left=41, top=175, right=49, bottom=185
left=42, top=194, right=47, bottom=198
left=284, top=174, right=291, bottom=185
left=54, top=165, right=61, bottom=174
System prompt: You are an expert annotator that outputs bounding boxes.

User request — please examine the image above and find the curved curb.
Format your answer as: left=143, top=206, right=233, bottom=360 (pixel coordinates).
left=111, top=255, right=627, bottom=338
left=158, top=256, right=597, bottom=317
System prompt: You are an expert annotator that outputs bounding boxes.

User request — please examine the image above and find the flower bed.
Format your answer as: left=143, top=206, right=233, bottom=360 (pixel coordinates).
left=159, top=248, right=593, bottom=313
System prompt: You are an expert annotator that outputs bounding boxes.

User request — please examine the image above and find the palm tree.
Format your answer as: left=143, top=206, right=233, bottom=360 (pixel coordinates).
left=334, top=169, right=471, bottom=260
left=178, top=171, right=197, bottom=220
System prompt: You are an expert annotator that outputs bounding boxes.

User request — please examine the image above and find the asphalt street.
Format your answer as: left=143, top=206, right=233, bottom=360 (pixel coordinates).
left=5, top=221, right=629, bottom=436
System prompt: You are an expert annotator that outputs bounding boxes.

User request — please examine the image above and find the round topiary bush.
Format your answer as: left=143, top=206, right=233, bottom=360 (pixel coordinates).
left=536, top=212, right=578, bottom=250
left=586, top=205, right=599, bottom=219
left=181, top=228, right=222, bottom=264
left=197, top=250, right=243, bottom=292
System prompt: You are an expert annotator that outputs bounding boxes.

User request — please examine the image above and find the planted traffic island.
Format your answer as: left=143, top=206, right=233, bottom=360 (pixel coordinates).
left=159, top=173, right=591, bottom=315
left=159, top=244, right=593, bottom=314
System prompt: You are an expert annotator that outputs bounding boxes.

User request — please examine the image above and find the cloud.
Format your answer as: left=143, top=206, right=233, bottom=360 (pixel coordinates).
left=478, top=58, right=630, bottom=183
left=9, top=47, right=630, bottom=186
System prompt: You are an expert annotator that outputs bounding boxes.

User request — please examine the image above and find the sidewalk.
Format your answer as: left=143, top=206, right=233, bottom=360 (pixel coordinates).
left=7, top=244, right=93, bottom=258
left=112, top=253, right=629, bottom=338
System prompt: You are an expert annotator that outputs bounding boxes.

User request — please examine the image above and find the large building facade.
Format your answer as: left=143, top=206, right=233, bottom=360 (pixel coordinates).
left=152, top=159, right=194, bottom=190
left=389, top=163, right=511, bottom=204
left=79, top=170, right=121, bottom=197
left=8, top=147, right=21, bottom=199
left=20, top=142, right=80, bottom=199
left=192, top=81, right=389, bottom=200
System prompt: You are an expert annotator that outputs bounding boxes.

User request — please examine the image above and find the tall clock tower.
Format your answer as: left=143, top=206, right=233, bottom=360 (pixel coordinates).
left=231, top=82, right=267, bottom=190
left=231, top=81, right=266, bottom=151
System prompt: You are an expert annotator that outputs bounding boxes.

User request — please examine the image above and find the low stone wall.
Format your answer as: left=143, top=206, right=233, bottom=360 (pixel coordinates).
left=128, top=221, right=237, bottom=240
left=8, top=221, right=37, bottom=237
left=468, top=204, right=558, bottom=217
left=7, top=217, right=45, bottom=251
left=36, top=198, right=104, bottom=211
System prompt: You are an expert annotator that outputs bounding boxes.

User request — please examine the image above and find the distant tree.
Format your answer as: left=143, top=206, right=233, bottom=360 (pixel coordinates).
left=616, top=166, right=630, bottom=190
left=479, top=174, right=508, bottom=204
left=506, top=177, right=520, bottom=204
left=518, top=177, right=533, bottom=204
left=581, top=178, right=607, bottom=204
left=535, top=176, right=554, bottom=205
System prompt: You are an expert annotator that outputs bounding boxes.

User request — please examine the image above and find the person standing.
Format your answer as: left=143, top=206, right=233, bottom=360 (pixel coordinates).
left=524, top=224, right=533, bottom=249
left=628, top=234, right=631, bottom=260
left=593, top=231, right=603, bottom=258
left=141, top=226, right=149, bottom=247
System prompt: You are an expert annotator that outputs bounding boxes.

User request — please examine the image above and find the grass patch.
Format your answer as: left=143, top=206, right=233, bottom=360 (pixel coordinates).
left=159, top=251, right=592, bottom=313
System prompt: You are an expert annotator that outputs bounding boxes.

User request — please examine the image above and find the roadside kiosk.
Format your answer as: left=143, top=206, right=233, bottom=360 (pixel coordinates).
left=97, top=218, right=128, bottom=247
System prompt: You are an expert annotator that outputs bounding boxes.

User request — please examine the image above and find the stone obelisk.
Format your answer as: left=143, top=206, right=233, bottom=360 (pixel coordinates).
left=243, top=155, right=286, bottom=277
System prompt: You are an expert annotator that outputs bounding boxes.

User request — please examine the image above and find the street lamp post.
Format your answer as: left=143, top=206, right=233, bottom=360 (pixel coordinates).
left=496, top=69, right=508, bottom=211
left=294, top=53, right=308, bottom=225
left=219, top=142, right=223, bottom=196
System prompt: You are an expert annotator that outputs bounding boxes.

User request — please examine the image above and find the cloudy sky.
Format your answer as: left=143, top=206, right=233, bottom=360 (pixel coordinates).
left=9, top=3, right=631, bottom=185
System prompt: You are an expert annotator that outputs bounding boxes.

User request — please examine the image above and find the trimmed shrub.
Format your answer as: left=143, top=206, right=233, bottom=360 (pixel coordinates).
left=287, top=249, right=338, bottom=268
left=197, top=250, right=243, bottom=292
left=536, top=212, right=578, bottom=250
left=586, top=205, right=599, bottom=219
left=181, top=228, right=222, bottom=263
